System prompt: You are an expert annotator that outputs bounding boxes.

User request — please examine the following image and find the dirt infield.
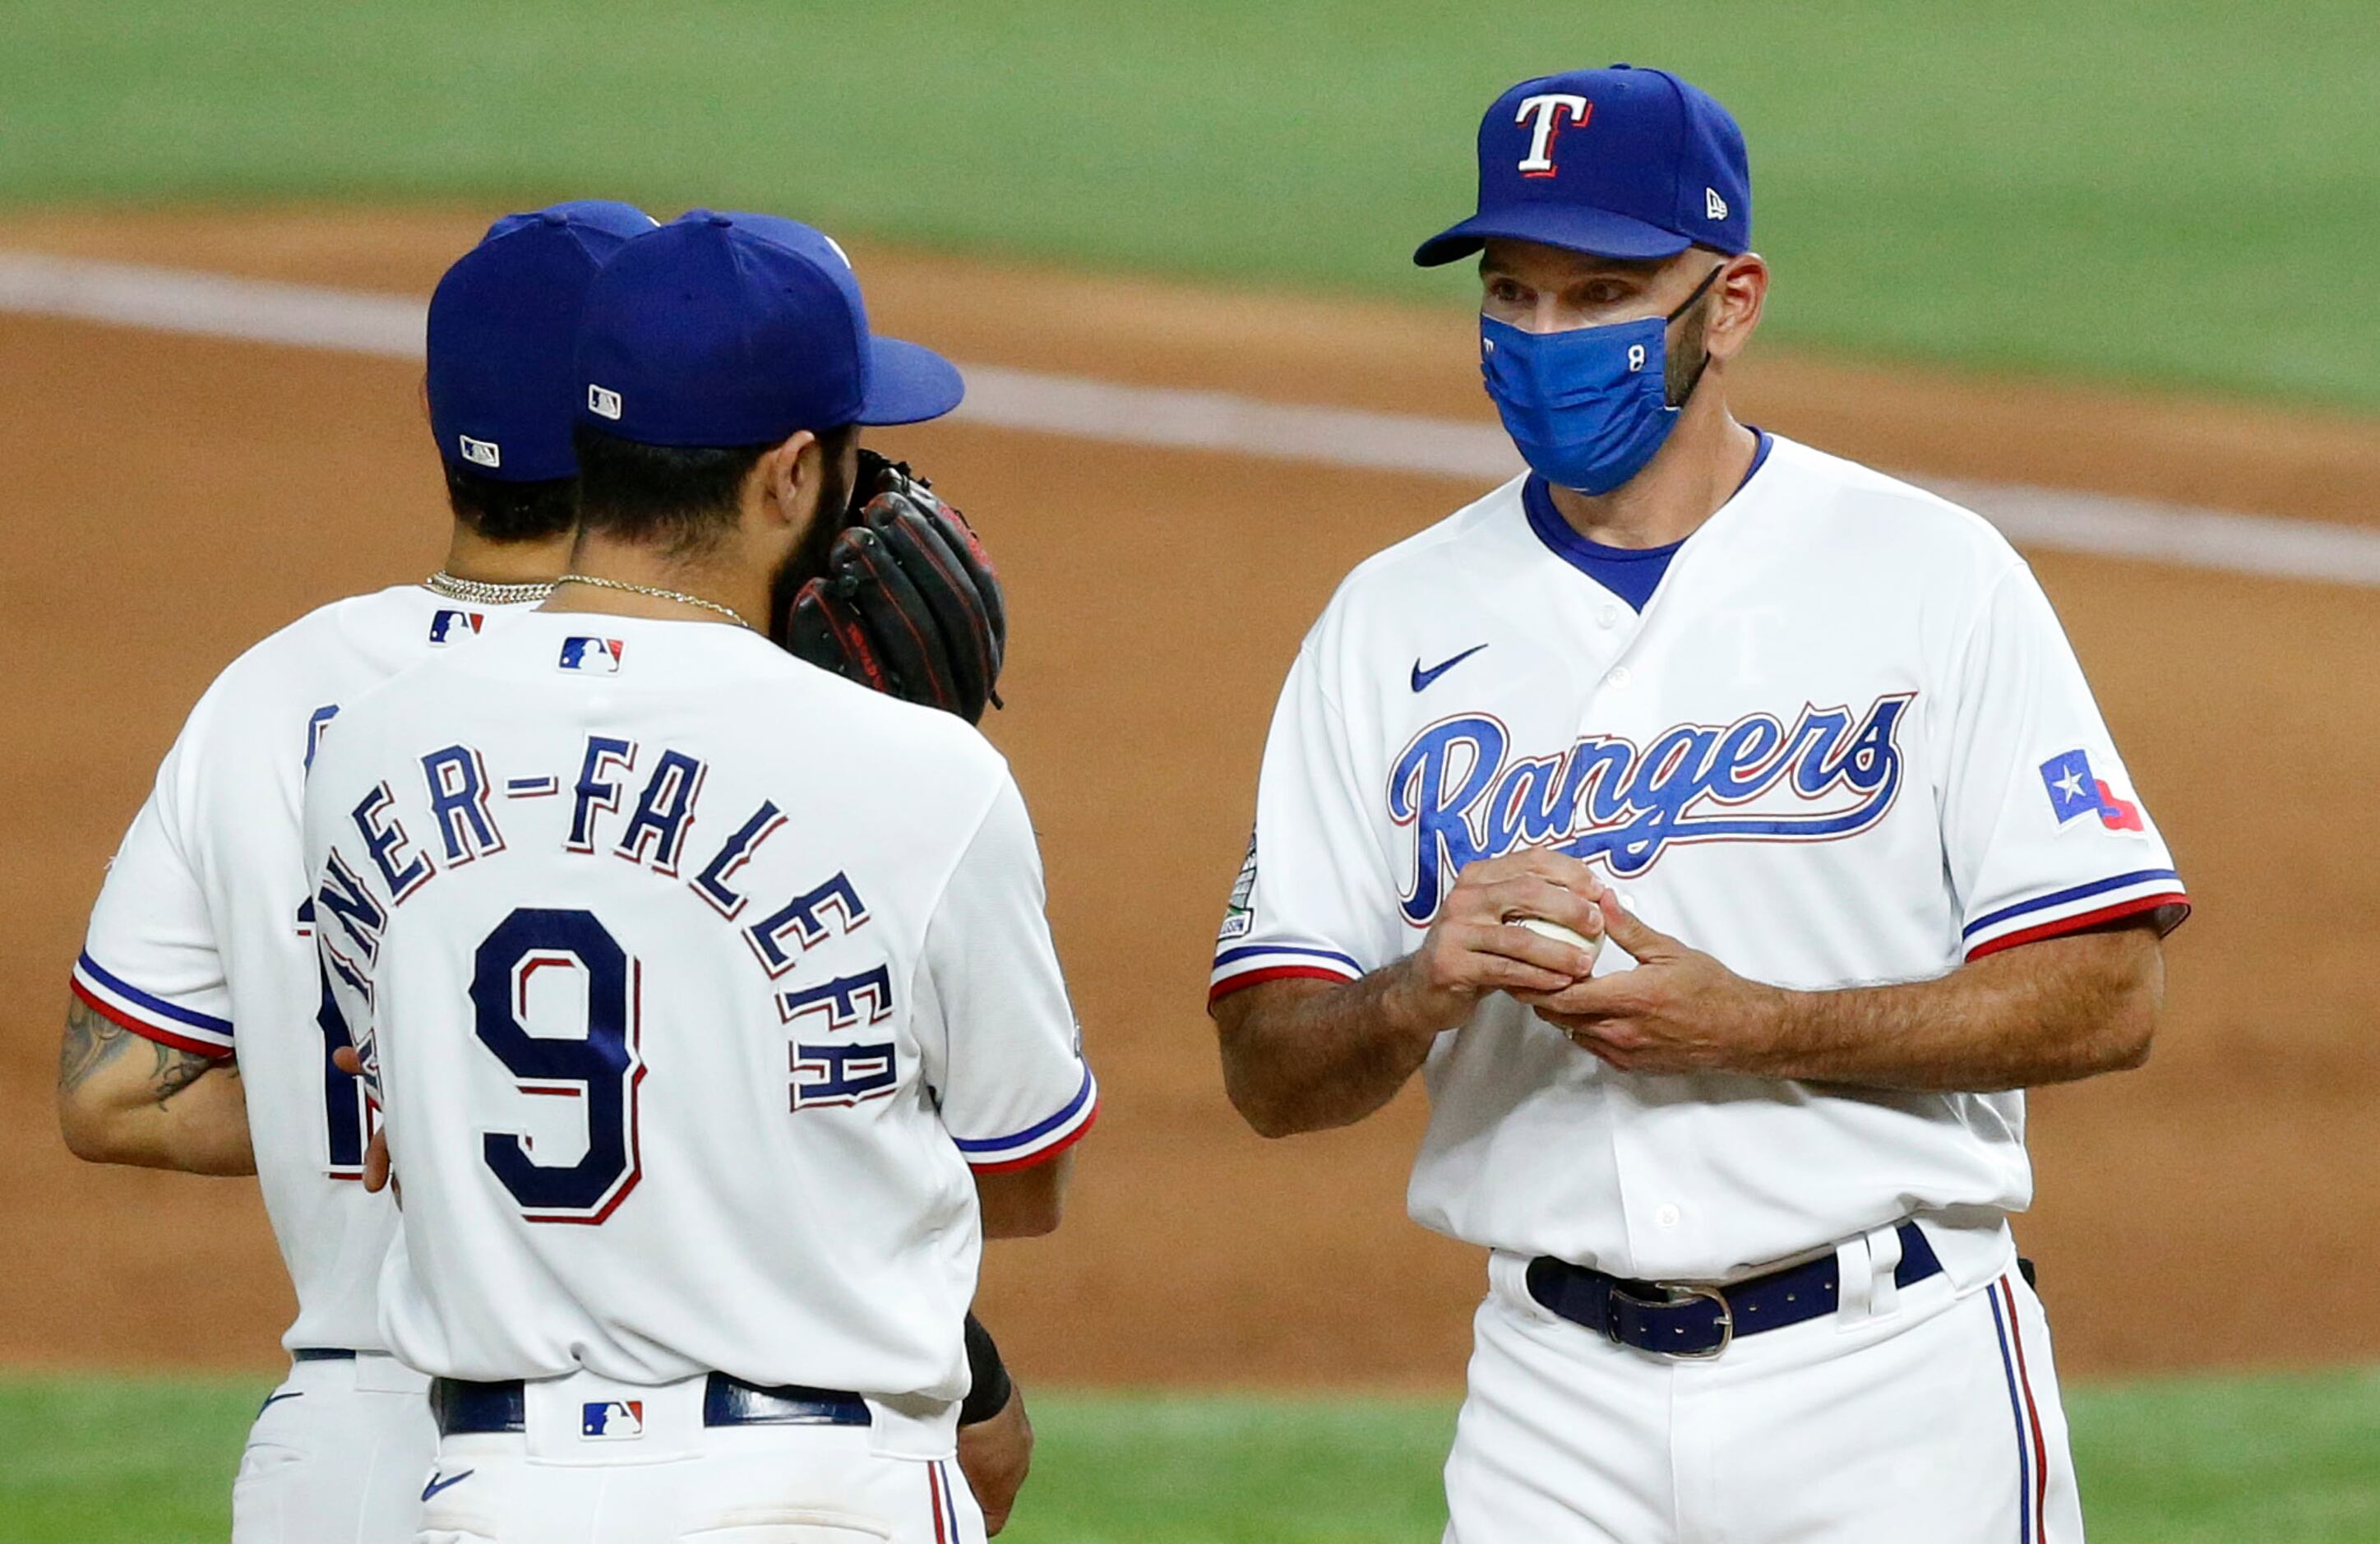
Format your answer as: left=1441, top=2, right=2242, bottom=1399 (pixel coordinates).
left=3, top=208, right=2374, bottom=1386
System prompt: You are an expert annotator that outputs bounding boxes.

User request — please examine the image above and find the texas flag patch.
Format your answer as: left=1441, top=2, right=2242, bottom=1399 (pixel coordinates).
left=2039, top=749, right=2143, bottom=831
left=580, top=1399, right=645, bottom=1440
left=558, top=636, right=625, bottom=674
left=428, top=608, right=484, bottom=645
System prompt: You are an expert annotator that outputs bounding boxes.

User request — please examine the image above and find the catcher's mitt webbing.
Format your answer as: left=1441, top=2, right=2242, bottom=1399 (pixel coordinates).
left=780, top=455, right=1007, bottom=723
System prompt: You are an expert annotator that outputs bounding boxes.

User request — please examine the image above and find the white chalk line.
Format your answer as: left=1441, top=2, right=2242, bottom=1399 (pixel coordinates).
left=5, top=250, right=2375, bottom=589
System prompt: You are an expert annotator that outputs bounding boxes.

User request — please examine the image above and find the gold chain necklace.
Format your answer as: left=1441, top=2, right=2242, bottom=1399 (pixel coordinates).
left=425, top=572, right=555, bottom=606
left=553, top=574, right=753, bottom=631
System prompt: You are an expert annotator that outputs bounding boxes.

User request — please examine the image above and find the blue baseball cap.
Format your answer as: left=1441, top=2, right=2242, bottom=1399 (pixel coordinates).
left=573, top=210, right=964, bottom=446
left=425, top=200, right=659, bottom=481
left=1415, top=65, right=1750, bottom=266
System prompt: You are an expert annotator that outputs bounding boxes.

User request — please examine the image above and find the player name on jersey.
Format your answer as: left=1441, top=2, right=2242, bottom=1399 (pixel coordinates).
left=317, top=733, right=904, bottom=1114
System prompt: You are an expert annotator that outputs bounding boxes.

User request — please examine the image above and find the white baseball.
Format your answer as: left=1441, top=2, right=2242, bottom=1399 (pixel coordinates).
left=1513, top=915, right=1601, bottom=967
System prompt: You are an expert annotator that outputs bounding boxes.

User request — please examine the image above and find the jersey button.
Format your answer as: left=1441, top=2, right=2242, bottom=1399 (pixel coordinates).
left=1605, top=665, right=1633, bottom=689
left=1596, top=603, right=1621, bottom=628
left=1656, top=1203, right=1681, bottom=1229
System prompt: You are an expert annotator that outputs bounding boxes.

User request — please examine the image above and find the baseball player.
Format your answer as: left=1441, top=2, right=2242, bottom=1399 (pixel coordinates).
left=1211, top=67, right=2188, bottom=1542
left=303, top=209, right=1094, bottom=1544
left=58, top=199, right=658, bottom=1544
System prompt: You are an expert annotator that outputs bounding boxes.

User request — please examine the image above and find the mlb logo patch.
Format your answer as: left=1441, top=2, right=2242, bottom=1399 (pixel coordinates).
left=457, top=433, right=501, bottom=469
left=587, top=383, right=623, bottom=420
left=558, top=636, right=624, bottom=674
left=428, top=608, right=484, bottom=645
left=2040, top=749, right=2142, bottom=831
left=580, top=1400, right=644, bottom=1440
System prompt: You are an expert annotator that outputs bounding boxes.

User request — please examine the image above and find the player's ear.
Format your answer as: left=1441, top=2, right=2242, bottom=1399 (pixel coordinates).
left=1704, top=253, right=1768, bottom=363
left=758, top=429, right=825, bottom=532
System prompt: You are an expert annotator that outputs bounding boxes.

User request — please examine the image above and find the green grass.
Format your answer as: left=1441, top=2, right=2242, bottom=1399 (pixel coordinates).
left=4, top=1369, right=2378, bottom=1542
left=2, top=2, right=2376, bottom=408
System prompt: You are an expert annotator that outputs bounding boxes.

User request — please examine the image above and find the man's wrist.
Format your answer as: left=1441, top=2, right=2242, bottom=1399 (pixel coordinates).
left=1370, top=955, right=1462, bottom=1049
left=1741, top=982, right=1808, bottom=1076
left=959, top=1311, right=1014, bottom=1425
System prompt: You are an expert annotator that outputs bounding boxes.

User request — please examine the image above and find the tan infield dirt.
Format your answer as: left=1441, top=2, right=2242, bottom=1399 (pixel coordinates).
left=1, top=207, right=2374, bottom=1388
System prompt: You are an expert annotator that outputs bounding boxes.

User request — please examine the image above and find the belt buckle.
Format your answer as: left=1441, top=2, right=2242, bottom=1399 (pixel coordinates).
left=1636, top=1283, right=1733, bottom=1361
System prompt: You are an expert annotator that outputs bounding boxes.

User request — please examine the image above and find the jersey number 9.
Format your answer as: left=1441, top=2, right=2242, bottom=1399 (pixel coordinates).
left=470, top=908, right=645, bottom=1224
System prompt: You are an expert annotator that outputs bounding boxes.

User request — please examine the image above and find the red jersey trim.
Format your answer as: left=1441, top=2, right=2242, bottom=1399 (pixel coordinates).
left=70, top=979, right=236, bottom=1059
left=1206, top=964, right=1360, bottom=1008
left=1964, top=893, right=2189, bottom=962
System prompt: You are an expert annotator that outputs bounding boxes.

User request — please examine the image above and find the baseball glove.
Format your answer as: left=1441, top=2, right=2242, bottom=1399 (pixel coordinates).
left=780, top=451, right=1007, bottom=723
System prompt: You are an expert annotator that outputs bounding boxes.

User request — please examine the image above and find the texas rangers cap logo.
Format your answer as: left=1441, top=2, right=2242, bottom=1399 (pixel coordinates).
left=558, top=636, right=625, bottom=673
left=2039, top=749, right=2142, bottom=831
left=427, top=608, right=484, bottom=645
left=580, top=1400, right=644, bottom=1440
left=1514, top=93, right=1591, bottom=178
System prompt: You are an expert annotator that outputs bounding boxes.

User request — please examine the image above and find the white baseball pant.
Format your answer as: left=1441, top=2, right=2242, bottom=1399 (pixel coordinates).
left=1444, top=1240, right=2084, bottom=1542
left=233, top=1350, right=437, bottom=1544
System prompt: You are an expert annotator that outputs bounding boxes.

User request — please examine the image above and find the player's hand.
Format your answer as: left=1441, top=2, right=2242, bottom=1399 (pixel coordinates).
left=956, top=1380, right=1033, bottom=1536
left=1521, top=893, right=1787, bottom=1075
left=358, top=1128, right=395, bottom=1197
left=330, top=1047, right=398, bottom=1201
left=1383, top=853, right=1606, bottom=1039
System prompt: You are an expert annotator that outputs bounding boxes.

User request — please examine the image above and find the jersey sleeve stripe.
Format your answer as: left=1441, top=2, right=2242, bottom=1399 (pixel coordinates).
left=1963, top=891, right=2189, bottom=962
left=70, top=954, right=236, bottom=1050
left=1209, top=942, right=1368, bottom=1009
left=953, top=1064, right=1099, bottom=1169
left=69, top=978, right=236, bottom=1056
left=1207, top=962, right=1362, bottom=1007
left=1960, top=868, right=2181, bottom=940
left=1212, top=942, right=1364, bottom=973
left=1208, top=961, right=1361, bottom=1013
left=966, top=1101, right=1099, bottom=1174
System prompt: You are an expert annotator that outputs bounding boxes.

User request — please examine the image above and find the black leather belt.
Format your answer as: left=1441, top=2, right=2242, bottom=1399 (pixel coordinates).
left=291, top=1348, right=358, bottom=1362
left=432, top=1374, right=871, bottom=1435
left=1526, top=1221, right=1944, bottom=1359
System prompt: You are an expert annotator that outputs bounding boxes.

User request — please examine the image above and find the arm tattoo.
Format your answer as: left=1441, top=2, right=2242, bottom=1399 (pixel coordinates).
left=58, top=996, right=132, bottom=1093
left=59, top=996, right=229, bottom=1105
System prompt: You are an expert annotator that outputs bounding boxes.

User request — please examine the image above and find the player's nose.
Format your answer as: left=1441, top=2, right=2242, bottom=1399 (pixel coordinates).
left=1514, top=294, right=1582, bottom=335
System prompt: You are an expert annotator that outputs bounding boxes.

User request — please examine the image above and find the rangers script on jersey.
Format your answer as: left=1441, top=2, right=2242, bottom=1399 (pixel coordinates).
left=303, top=611, right=1096, bottom=1408
left=1213, top=434, right=2187, bottom=1287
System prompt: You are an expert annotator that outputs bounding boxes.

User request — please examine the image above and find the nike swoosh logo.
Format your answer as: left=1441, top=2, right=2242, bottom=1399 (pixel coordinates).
left=1411, top=644, right=1490, bottom=693
left=422, top=1469, right=475, bottom=1502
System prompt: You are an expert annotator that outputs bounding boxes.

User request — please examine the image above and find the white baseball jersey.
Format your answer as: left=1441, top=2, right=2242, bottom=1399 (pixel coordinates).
left=302, top=611, right=1095, bottom=1403
left=1214, top=433, right=2187, bottom=1286
left=75, top=585, right=540, bottom=1352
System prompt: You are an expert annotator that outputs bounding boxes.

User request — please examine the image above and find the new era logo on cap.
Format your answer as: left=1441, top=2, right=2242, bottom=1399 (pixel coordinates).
left=457, top=434, right=501, bottom=468
left=587, top=384, right=623, bottom=420
left=1706, top=187, right=1729, bottom=220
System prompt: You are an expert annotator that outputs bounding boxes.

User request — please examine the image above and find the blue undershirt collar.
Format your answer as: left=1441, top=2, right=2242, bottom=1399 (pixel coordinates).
left=1523, top=429, right=1773, bottom=612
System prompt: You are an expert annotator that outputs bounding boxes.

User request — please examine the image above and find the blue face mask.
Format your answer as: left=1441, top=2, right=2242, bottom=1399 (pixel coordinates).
left=1480, top=263, right=1725, bottom=496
